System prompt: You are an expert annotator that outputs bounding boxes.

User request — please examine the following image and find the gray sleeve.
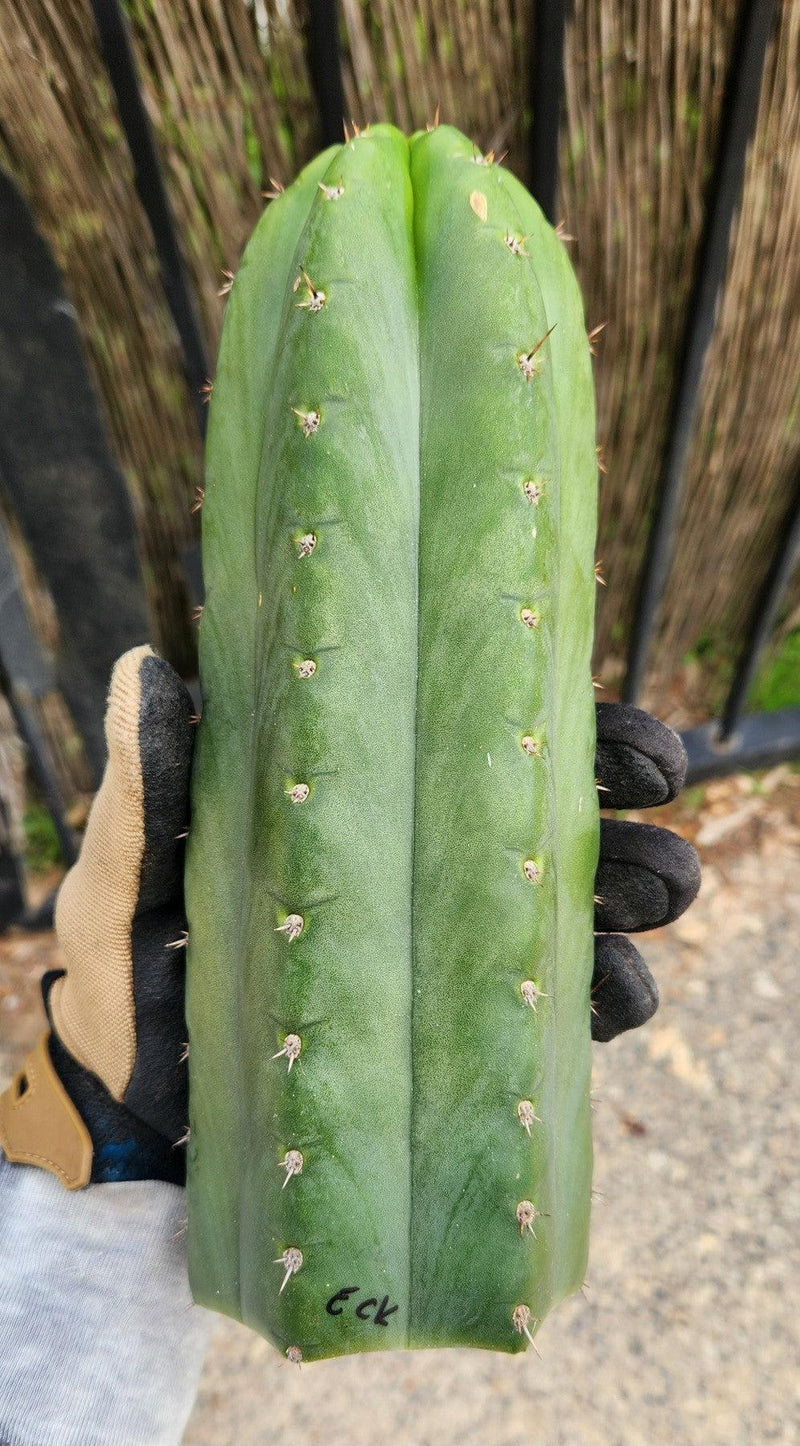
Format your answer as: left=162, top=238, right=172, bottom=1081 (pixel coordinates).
left=0, top=1157, right=215, bottom=1446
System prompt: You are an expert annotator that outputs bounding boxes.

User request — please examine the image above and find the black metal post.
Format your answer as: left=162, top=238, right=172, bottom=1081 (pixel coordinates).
left=0, top=171, right=151, bottom=782
left=682, top=707, right=800, bottom=783
left=0, top=676, right=79, bottom=871
left=0, top=796, right=26, bottom=930
left=717, top=470, right=800, bottom=740
left=305, top=0, right=346, bottom=147
left=528, top=0, right=567, bottom=222
left=0, top=524, right=78, bottom=871
left=88, top=0, right=210, bottom=432
left=623, top=0, right=777, bottom=703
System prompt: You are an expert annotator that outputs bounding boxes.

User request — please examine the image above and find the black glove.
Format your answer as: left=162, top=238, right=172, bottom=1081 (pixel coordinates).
left=591, top=702, right=700, bottom=1041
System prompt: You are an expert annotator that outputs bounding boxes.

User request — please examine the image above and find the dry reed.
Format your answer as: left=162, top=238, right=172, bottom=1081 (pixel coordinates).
left=0, top=0, right=797, bottom=744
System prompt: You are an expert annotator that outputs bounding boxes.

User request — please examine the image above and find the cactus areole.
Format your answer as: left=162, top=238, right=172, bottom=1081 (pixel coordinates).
left=185, top=124, right=599, bottom=1361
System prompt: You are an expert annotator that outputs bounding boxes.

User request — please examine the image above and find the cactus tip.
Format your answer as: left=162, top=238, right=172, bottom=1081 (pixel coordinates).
left=297, top=532, right=317, bottom=558
left=294, top=659, right=316, bottom=679
left=286, top=1345, right=303, bottom=1365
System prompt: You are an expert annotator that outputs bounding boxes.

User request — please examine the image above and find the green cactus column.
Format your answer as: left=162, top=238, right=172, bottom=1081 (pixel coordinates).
left=186, top=123, right=598, bottom=1362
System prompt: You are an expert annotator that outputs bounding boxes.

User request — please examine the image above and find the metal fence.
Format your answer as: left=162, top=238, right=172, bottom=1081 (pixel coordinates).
left=1, top=0, right=798, bottom=929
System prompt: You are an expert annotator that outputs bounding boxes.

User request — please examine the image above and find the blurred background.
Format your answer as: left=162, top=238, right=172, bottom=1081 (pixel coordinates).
left=0, top=1, right=798, bottom=1442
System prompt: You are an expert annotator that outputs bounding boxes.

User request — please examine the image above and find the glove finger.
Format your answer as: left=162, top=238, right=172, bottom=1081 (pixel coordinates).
left=51, top=647, right=194, bottom=1104
left=57, top=646, right=194, bottom=925
left=594, top=817, right=700, bottom=932
left=591, top=934, right=659, bottom=1042
left=133, top=650, right=195, bottom=915
left=595, top=701, right=687, bottom=809
left=119, top=652, right=193, bottom=1141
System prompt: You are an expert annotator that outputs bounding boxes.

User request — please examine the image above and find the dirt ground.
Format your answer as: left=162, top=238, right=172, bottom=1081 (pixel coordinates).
left=2, top=770, right=798, bottom=1446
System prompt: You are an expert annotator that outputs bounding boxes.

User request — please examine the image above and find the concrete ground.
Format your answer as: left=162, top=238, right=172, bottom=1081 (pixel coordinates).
left=2, top=772, right=798, bottom=1445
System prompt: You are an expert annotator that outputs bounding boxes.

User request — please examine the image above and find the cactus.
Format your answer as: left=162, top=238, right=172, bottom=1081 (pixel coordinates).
left=185, top=123, right=598, bottom=1362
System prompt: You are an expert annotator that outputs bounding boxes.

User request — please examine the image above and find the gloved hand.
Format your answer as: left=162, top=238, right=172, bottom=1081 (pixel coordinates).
left=591, top=701, right=700, bottom=1040
left=0, top=646, right=195, bottom=1188
left=0, top=649, right=699, bottom=1189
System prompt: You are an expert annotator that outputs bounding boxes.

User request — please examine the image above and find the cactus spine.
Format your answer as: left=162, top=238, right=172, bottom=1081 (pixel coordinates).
left=186, top=123, right=598, bottom=1361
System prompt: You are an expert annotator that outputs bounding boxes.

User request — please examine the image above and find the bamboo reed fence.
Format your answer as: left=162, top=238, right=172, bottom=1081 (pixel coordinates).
left=0, top=0, right=798, bottom=724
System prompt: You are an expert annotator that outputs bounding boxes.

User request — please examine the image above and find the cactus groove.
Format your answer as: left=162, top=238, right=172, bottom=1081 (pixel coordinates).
left=186, top=123, right=599, bottom=1361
